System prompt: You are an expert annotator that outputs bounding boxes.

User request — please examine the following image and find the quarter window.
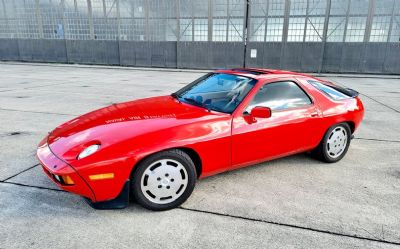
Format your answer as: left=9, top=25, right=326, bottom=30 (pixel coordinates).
left=246, top=81, right=312, bottom=112
left=308, top=80, right=352, bottom=100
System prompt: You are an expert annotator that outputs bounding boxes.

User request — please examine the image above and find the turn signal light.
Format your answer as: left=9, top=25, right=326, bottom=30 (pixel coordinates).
left=61, top=175, right=75, bottom=185
left=89, top=173, right=114, bottom=181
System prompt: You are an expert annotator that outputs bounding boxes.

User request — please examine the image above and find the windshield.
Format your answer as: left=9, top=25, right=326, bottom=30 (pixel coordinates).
left=174, top=73, right=257, bottom=114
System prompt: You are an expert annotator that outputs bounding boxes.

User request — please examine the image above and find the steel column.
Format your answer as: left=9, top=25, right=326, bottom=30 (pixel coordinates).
left=319, top=0, right=332, bottom=73
left=35, top=0, right=44, bottom=38
left=191, top=1, right=194, bottom=41
left=386, top=0, right=396, bottom=42
left=243, top=0, right=250, bottom=67
left=1, top=0, right=9, bottom=38
left=364, top=0, right=375, bottom=42
left=226, top=0, right=230, bottom=42
left=60, top=0, right=69, bottom=62
left=87, top=0, right=95, bottom=39
left=303, top=0, right=310, bottom=43
left=102, top=0, right=107, bottom=17
left=0, top=0, right=5, bottom=17
left=144, top=0, right=149, bottom=40
left=208, top=0, right=213, bottom=42
left=280, top=0, right=291, bottom=69
left=176, top=0, right=180, bottom=41
left=116, top=0, right=121, bottom=40
left=263, top=0, right=270, bottom=42
left=342, top=0, right=351, bottom=42
left=282, top=0, right=290, bottom=43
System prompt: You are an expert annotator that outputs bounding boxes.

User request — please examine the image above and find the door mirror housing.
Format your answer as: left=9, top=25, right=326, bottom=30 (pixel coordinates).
left=250, top=106, right=271, bottom=119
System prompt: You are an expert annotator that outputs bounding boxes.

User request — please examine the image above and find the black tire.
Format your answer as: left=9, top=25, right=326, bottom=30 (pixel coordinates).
left=131, top=149, right=197, bottom=211
left=311, top=122, right=352, bottom=163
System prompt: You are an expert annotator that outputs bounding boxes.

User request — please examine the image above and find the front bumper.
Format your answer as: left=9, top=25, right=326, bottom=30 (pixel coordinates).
left=37, top=143, right=96, bottom=201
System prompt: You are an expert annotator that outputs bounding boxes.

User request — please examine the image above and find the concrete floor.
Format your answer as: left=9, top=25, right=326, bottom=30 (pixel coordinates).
left=0, top=62, right=399, bottom=249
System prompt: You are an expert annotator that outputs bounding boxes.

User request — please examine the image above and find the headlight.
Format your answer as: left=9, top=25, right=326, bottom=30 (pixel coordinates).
left=77, top=144, right=100, bottom=160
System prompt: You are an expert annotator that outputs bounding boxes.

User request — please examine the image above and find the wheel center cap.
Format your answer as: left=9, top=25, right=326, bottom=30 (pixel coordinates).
left=162, top=179, right=169, bottom=185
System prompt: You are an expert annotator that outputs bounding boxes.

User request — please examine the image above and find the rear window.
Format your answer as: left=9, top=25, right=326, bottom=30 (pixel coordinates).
left=308, top=80, right=358, bottom=100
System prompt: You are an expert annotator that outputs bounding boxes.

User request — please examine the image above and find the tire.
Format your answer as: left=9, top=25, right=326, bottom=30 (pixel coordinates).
left=312, top=123, right=351, bottom=163
left=131, top=149, right=197, bottom=211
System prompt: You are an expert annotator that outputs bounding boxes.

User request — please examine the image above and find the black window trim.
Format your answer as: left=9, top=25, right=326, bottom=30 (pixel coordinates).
left=243, top=80, right=314, bottom=114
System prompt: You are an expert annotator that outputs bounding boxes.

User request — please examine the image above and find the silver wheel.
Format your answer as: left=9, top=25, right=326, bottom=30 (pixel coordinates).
left=140, top=159, right=188, bottom=205
left=326, top=126, right=348, bottom=158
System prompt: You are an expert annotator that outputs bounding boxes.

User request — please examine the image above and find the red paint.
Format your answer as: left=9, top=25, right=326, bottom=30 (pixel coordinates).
left=250, top=106, right=272, bottom=119
left=37, top=69, right=364, bottom=203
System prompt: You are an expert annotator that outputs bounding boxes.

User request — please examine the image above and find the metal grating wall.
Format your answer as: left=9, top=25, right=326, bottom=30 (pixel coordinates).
left=0, top=0, right=399, bottom=73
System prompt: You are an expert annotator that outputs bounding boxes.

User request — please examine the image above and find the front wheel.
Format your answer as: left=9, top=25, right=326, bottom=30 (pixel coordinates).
left=131, top=149, right=197, bottom=211
left=312, top=123, right=351, bottom=163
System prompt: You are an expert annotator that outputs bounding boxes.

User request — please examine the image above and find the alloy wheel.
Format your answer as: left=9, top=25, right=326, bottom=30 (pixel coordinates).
left=140, top=159, right=188, bottom=204
left=326, top=126, right=348, bottom=158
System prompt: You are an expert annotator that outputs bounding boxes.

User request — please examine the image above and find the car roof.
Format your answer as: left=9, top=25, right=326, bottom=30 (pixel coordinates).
left=215, top=68, right=325, bottom=82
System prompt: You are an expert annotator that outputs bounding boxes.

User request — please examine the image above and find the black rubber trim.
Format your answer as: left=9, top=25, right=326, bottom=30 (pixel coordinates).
left=84, top=180, right=130, bottom=209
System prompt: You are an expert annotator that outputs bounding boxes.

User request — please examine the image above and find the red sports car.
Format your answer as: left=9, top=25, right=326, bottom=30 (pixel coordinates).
left=37, top=68, right=364, bottom=210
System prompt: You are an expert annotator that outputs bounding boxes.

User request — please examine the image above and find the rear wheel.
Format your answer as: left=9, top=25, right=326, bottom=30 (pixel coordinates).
left=312, top=123, right=351, bottom=163
left=131, top=149, right=197, bottom=211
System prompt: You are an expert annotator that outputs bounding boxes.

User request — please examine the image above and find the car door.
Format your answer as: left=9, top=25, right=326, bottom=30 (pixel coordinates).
left=231, top=80, right=321, bottom=168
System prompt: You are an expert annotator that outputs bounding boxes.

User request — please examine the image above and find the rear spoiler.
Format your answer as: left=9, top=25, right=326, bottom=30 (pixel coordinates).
left=332, top=85, right=359, bottom=98
left=345, top=88, right=359, bottom=98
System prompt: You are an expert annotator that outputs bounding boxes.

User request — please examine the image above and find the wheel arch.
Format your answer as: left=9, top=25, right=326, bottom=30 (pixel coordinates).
left=314, top=119, right=354, bottom=149
left=176, top=147, right=202, bottom=178
left=129, top=147, right=202, bottom=180
left=344, top=120, right=355, bottom=134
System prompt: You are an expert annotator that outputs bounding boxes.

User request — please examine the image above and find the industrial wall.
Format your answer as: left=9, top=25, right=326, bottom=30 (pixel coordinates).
left=0, top=0, right=399, bottom=74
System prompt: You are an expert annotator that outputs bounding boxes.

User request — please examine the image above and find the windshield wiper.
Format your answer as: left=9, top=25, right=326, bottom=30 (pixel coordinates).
left=208, top=106, right=227, bottom=114
left=182, top=97, right=202, bottom=106
left=182, top=97, right=210, bottom=111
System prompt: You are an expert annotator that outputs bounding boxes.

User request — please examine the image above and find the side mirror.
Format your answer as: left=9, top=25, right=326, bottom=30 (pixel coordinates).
left=250, top=106, right=271, bottom=119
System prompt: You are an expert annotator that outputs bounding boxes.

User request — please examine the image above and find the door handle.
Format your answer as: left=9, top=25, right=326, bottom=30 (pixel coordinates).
left=310, top=108, right=321, bottom=117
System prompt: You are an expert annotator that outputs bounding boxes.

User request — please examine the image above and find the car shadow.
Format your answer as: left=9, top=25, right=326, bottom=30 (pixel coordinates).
left=11, top=152, right=323, bottom=212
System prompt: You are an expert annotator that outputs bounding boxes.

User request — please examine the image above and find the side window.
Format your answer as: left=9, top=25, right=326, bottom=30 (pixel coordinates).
left=246, top=81, right=312, bottom=112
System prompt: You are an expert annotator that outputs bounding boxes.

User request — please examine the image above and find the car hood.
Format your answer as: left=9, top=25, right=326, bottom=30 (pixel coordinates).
left=47, top=95, right=225, bottom=163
